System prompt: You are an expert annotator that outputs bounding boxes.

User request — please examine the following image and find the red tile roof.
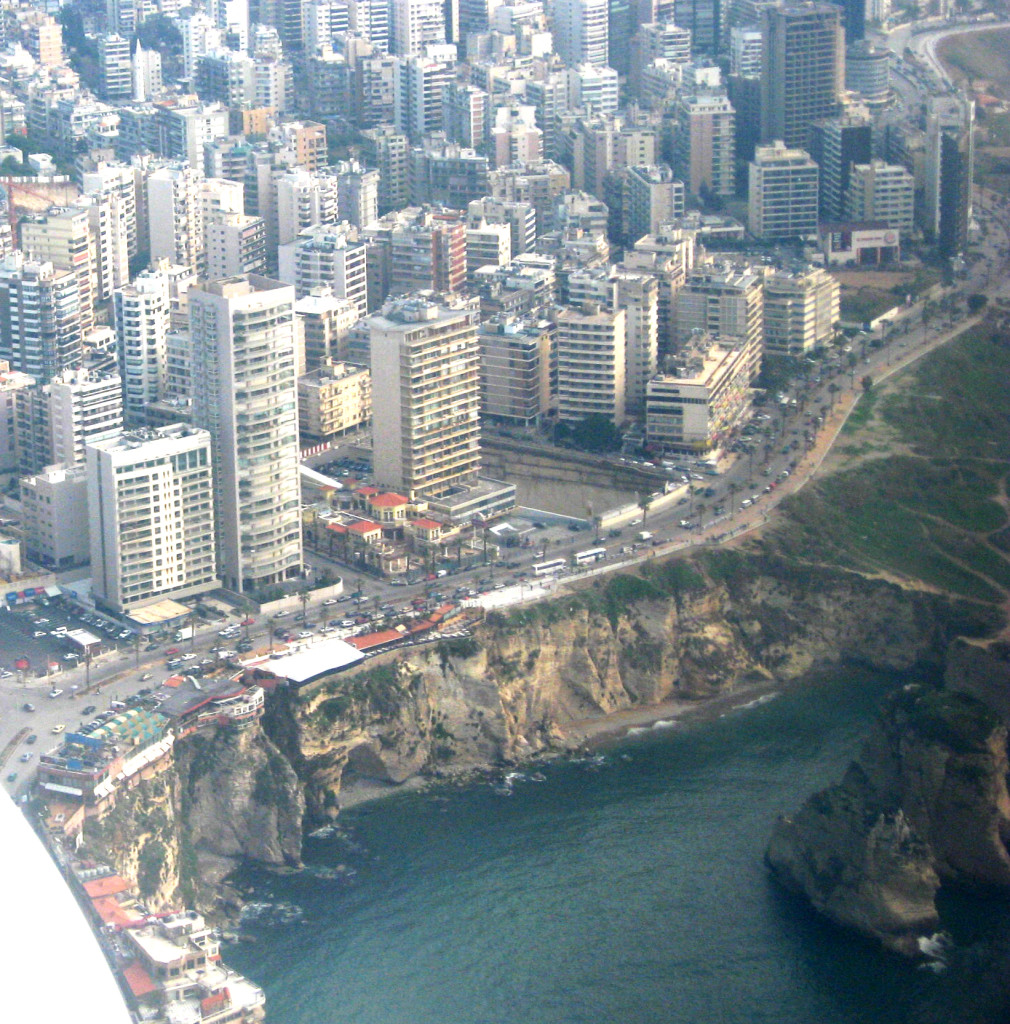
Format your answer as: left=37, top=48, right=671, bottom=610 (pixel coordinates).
left=346, top=628, right=402, bottom=650
left=355, top=486, right=379, bottom=497
left=122, top=961, right=158, bottom=999
left=370, top=492, right=408, bottom=507
left=83, top=875, right=132, bottom=899
left=411, top=518, right=442, bottom=530
left=326, top=522, right=348, bottom=533
left=348, top=520, right=381, bottom=535
left=91, top=895, right=143, bottom=928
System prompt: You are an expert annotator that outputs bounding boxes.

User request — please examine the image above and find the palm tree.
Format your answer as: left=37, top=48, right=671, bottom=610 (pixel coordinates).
left=637, top=491, right=653, bottom=523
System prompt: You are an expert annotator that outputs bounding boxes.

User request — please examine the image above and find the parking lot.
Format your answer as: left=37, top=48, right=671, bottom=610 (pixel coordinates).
left=0, top=598, right=137, bottom=681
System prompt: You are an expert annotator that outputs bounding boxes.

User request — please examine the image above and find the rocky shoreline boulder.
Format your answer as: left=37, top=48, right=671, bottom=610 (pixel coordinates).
left=767, top=642, right=1010, bottom=953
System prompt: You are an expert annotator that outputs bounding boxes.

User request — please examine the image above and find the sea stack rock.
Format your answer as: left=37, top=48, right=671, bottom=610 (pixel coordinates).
left=767, top=646, right=1010, bottom=953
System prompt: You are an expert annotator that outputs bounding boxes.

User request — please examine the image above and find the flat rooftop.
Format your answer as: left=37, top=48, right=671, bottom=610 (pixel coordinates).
left=260, top=637, right=364, bottom=685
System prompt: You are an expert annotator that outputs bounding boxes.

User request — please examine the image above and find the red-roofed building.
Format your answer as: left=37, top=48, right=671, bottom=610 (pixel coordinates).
left=92, top=895, right=144, bottom=929
left=347, top=520, right=383, bottom=541
left=84, top=875, right=134, bottom=899
left=122, top=961, right=158, bottom=1000
left=368, top=492, right=409, bottom=523
left=408, top=518, right=443, bottom=541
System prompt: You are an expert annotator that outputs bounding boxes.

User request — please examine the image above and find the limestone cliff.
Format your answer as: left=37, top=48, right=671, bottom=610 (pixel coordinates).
left=766, top=640, right=1010, bottom=954
left=266, top=554, right=995, bottom=822
left=81, top=721, right=304, bottom=916
left=82, top=551, right=1000, bottom=917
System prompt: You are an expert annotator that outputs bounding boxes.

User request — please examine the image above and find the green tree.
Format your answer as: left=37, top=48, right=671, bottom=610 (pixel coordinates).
left=637, top=491, right=653, bottom=523
left=967, top=293, right=988, bottom=314
left=569, top=414, right=622, bottom=452
left=860, top=374, right=874, bottom=393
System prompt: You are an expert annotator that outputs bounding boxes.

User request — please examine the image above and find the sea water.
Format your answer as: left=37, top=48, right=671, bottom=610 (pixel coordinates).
left=228, top=667, right=1010, bottom=1023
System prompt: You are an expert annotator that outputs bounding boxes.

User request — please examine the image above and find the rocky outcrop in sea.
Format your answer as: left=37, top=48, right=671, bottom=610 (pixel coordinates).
left=766, top=640, right=1010, bottom=954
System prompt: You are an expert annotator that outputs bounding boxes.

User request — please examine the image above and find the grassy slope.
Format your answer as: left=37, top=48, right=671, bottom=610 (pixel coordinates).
left=766, top=324, right=1010, bottom=609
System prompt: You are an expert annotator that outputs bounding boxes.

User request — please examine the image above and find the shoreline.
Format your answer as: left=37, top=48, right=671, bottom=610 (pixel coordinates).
left=331, top=676, right=785, bottom=812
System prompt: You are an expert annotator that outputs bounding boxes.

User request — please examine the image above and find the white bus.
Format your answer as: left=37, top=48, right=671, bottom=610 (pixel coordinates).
left=532, top=558, right=567, bottom=576
left=574, top=547, right=607, bottom=566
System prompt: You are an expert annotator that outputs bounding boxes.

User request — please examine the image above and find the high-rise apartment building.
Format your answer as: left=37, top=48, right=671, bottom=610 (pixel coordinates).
left=552, top=0, right=609, bottom=67
left=762, top=267, right=839, bottom=355
left=394, top=55, right=453, bottom=141
left=808, top=115, right=873, bottom=221
left=349, top=0, right=391, bottom=52
left=622, top=164, right=686, bottom=245
left=19, top=206, right=98, bottom=332
left=278, top=225, right=369, bottom=315
left=274, top=169, right=342, bottom=247
left=391, top=0, right=447, bottom=54
left=0, top=255, right=82, bottom=380
left=21, top=464, right=90, bottom=570
left=205, top=214, right=269, bottom=279
left=673, top=92, right=737, bottom=199
left=675, top=263, right=763, bottom=380
left=82, top=163, right=140, bottom=260
left=189, top=276, right=303, bottom=593
left=924, top=95, right=973, bottom=259
left=48, top=368, right=124, bottom=468
left=616, top=271, right=659, bottom=415
left=672, top=0, right=720, bottom=52
left=466, top=220, right=511, bottom=284
left=556, top=303, right=626, bottom=425
left=295, top=288, right=362, bottom=370
left=87, top=425, right=218, bottom=615
left=147, top=164, right=206, bottom=276
left=467, top=197, right=537, bottom=255
left=748, top=141, right=820, bottom=240
left=477, top=316, right=552, bottom=427
left=442, top=81, right=489, bottom=149
left=98, top=34, right=133, bottom=102
left=845, top=159, right=914, bottom=235
left=760, top=3, right=844, bottom=149
left=361, top=126, right=411, bottom=213
left=730, top=26, right=763, bottom=77
left=114, top=268, right=170, bottom=424
left=368, top=296, right=481, bottom=497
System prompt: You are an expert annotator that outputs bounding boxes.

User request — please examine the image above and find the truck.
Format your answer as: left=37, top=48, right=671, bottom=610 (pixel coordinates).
left=637, top=531, right=653, bottom=542
left=173, top=625, right=194, bottom=641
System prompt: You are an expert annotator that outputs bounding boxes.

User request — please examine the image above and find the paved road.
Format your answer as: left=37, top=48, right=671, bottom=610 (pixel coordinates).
left=3, top=178, right=1009, bottom=798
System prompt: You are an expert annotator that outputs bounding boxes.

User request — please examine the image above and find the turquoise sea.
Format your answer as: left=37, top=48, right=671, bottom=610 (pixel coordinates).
left=228, top=667, right=1010, bottom=1023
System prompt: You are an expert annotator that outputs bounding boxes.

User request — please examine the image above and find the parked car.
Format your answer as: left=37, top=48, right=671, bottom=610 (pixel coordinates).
left=51, top=724, right=65, bottom=734
left=25, top=734, right=36, bottom=744
left=19, top=752, right=32, bottom=763
left=48, top=688, right=63, bottom=699
left=82, top=705, right=96, bottom=715
left=21, top=703, right=34, bottom=712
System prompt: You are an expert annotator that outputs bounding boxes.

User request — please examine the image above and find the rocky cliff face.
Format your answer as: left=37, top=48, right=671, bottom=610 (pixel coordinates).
left=82, top=721, right=304, bottom=916
left=268, top=554, right=994, bottom=824
left=766, top=640, right=1010, bottom=954
left=83, top=552, right=1000, bottom=917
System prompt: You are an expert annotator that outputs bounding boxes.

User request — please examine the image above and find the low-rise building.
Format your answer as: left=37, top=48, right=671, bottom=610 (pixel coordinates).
left=297, top=360, right=371, bottom=441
